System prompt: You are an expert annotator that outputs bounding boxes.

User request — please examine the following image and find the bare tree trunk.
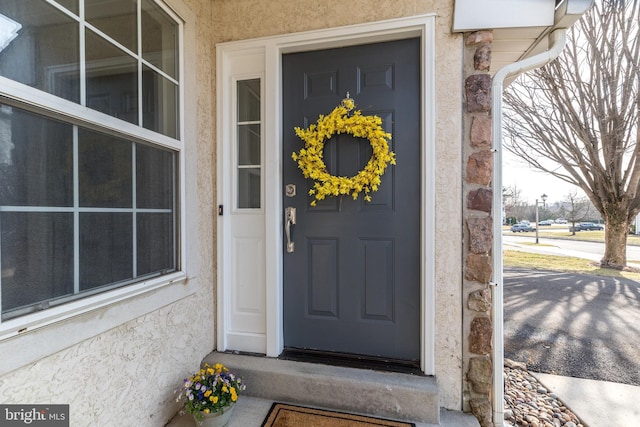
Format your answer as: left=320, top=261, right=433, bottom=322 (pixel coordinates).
left=602, top=218, right=629, bottom=268
left=600, top=199, right=631, bottom=268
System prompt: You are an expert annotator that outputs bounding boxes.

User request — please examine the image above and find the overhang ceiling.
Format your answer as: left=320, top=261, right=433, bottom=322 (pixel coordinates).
left=453, top=0, right=593, bottom=79
left=491, top=26, right=552, bottom=76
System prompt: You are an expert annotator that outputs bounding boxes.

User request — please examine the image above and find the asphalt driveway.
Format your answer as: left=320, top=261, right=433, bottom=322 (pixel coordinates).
left=504, top=267, right=640, bottom=386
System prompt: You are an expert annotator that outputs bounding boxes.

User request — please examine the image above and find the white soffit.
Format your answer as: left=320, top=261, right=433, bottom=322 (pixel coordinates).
left=453, top=0, right=557, bottom=74
left=491, top=26, right=550, bottom=74
left=453, top=0, right=555, bottom=31
left=489, top=0, right=593, bottom=78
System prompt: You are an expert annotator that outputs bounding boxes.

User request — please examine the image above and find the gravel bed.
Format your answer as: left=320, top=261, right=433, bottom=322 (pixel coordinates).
left=504, top=360, right=584, bottom=427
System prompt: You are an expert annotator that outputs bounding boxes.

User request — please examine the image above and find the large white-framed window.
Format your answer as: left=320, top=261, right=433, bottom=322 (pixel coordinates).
left=0, top=0, right=182, bottom=322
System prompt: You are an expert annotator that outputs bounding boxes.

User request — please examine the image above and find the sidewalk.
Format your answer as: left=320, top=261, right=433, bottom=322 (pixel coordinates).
left=532, top=373, right=640, bottom=427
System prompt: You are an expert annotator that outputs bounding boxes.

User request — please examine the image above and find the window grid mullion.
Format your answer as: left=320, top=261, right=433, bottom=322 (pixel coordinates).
left=141, top=60, right=179, bottom=87
left=79, top=2, right=86, bottom=107
left=0, top=212, right=3, bottom=323
left=173, top=155, right=178, bottom=270
left=132, top=143, right=138, bottom=279
left=73, top=126, right=80, bottom=294
left=137, top=0, right=144, bottom=129
left=0, top=207, right=171, bottom=213
left=44, top=0, right=80, bottom=20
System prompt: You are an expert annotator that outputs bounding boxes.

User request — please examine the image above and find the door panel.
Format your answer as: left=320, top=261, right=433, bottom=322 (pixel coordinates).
left=282, top=38, right=421, bottom=362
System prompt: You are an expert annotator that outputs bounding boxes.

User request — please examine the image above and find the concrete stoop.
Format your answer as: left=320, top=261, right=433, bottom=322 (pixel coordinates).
left=198, top=352, right=479, bottom=427
left=166, top=396, right=480, bottom=427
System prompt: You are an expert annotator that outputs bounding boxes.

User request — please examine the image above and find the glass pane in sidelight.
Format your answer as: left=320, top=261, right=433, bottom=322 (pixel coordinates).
left=237, top=79, right=260, bottom=122
left=238, top=167, right=261, bottom=209
left=237, top=124, right=260, bottom=166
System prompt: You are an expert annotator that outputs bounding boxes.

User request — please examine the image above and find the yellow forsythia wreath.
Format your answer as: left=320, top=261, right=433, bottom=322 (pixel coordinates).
left=292, top=98, right=396, bottom=206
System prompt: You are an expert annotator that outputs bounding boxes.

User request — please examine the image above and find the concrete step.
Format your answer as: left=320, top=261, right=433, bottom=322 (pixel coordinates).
left=204, top=352, right=445, bottom=424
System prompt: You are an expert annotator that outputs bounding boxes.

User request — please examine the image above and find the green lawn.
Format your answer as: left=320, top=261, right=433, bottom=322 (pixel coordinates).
left=503, top=250, right=640, bottom=281
left=502, top=225, right=640, bottom=281
left=502, top=225, right=640, bottom=279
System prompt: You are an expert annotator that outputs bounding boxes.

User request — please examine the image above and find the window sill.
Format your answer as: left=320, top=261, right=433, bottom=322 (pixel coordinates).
left=0, top=271, right=196, bottom=375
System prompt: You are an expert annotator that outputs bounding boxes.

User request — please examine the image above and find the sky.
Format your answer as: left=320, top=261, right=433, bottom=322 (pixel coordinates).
left=502, top=151, right=581, bottom=205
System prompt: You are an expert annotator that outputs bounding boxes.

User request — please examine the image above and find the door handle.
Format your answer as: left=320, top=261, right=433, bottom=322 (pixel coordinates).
left=285, top=207, right=296, bottom=253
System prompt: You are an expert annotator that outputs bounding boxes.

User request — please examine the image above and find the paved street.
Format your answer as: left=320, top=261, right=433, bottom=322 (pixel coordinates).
left=504, top=267, right=640, bottom=386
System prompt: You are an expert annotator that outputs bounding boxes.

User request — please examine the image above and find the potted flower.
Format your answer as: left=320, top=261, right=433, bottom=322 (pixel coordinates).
left=176, top=362, right=246, bottom=427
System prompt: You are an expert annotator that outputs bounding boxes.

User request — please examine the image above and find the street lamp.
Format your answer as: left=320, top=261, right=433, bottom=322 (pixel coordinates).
left=535, top=193, right=548, bottom=244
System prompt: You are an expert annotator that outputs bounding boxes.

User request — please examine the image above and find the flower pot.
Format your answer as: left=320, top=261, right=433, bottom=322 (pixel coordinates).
left=194, top=404, right=235, bottom=427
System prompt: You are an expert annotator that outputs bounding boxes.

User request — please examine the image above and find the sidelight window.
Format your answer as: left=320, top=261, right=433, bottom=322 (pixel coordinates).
left=236, top=79, right=261, bottom=209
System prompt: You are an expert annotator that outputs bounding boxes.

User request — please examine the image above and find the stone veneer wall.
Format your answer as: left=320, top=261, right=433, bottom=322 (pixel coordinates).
left=462, top=30, right=495, bottom=427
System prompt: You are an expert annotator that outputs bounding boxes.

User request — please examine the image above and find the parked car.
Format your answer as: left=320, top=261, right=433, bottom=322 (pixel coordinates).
left=538, top=220, right=554, bottom=226
left=511, top=223, right=536, bottom=232
left=569, top=222, right=604, bottom=232
left=555, top=218, right=567, bottom=224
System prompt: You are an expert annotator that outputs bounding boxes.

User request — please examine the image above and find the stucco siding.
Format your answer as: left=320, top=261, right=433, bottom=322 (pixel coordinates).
left=212, top=0, right=448, bottom=42
left=0, top=297, right=211, bottom=425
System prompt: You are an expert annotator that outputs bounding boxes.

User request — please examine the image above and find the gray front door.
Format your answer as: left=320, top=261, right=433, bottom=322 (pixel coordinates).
left=282, top=38, right=421, bottom=362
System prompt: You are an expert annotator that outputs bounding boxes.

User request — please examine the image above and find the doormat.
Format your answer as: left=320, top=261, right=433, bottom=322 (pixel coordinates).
left=261, top=403, right=416, bottom=427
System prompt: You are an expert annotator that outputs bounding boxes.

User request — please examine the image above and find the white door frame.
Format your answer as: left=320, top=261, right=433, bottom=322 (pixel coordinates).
left=217, top=14, right=436, bottom=374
